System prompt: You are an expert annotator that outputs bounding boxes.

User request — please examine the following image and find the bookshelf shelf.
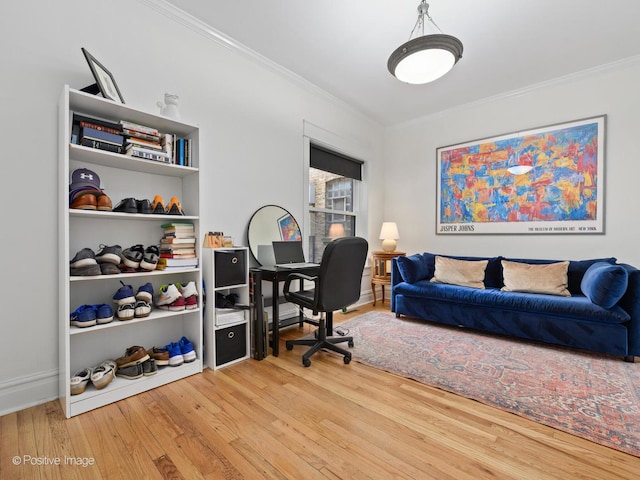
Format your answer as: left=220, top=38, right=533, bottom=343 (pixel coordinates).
left=58, top=86, right=203, bottom=418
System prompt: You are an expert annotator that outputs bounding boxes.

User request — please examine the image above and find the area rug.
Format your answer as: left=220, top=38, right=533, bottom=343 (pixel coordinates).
left=339, top=311, right=640, bottom=457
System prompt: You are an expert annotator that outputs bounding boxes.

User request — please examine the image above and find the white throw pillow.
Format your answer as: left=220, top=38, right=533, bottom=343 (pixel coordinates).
left=430, top=256, right=487, bottom=289
left=501, top=260, right=571, bottom=296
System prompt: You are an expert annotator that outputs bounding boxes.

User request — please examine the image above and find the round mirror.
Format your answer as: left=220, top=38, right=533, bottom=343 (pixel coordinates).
left=247, top=205, right=302, bottom=265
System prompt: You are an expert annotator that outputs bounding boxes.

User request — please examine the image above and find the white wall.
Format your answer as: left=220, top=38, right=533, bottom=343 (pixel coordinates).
left=0, top=0, right=384, bottom=414
left=384, top=58, right=640, bottom=266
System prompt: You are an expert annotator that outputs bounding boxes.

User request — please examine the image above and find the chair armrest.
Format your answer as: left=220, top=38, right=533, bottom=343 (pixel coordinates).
left=283, top=273, right=318, bottom=296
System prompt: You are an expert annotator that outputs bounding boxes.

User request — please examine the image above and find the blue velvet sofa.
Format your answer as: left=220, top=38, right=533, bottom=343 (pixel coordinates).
left=391, top=253, right=640, bottom=361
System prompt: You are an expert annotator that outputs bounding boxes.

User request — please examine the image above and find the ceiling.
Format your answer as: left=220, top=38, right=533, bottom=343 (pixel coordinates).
left=165, top=0, right=640, bottom=126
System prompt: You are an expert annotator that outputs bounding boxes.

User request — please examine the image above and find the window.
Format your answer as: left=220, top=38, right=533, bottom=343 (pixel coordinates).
left=307, top=144, right=363, bottom=263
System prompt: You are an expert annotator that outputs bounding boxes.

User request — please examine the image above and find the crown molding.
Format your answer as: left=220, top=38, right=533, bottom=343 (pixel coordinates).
left=136, top=0, right=376, bottom=124
left=392, top=54, right=640, bottom=130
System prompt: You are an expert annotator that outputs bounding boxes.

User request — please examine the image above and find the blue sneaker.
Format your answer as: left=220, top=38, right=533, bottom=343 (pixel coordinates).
left=95, top=304, right=114, bottom=324
left=178, top=336, right=197, bottom=363
left=135, top=282, right=154, bottom=303
left=113, top=281, right=135, bottom=305
left=70, top=305, right=97, bottom=328
left=165, top=342, right=184, bottom=367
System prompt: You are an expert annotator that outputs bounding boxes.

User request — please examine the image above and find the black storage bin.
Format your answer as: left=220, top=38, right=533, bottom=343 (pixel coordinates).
left=214, top=250, right=246, bottom=287
left=215, top=323, right=247, bottom=366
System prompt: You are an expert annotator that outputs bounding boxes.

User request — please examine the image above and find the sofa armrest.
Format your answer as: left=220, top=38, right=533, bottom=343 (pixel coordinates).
left=617, top=264, right=640, bottom=356
left=391, top=257, right=403, bottom=312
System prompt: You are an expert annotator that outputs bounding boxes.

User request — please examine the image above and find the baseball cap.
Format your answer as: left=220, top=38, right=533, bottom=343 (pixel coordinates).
left=69, top=168, right=102, bottom=191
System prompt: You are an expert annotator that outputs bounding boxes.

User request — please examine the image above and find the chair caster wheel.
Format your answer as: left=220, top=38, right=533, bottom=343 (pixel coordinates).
left=303, top=358, right=311, bottom=367
left=286, top=343, right=293, bottom=351
left=344, top=355, right=351, bottom=364
left=348, top=340, right=354, bottom=348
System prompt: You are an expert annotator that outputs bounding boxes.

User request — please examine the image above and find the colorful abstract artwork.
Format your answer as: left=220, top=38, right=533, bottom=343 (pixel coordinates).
left=436, top=116, right=605, bottom=234
left=278, top=213, right=302, bottom=241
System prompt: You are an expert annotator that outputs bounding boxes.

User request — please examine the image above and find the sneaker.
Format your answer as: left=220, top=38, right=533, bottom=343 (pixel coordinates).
left=166, top=196, right=185, bottom=215
left=178, top=336, right=197, bottom=363
left=142, top=358, right=158, bottom=376
left=165, top=342, right=184, bottom=366
left=113, top=197, right=138, bottom=213
left=95, top=244, right=122, bottom=264
left=139, top=246, right=159, bottom=271
left=99, top=263, right=121, bottom=275
left=116, top=346, right=149, bottom=368
left=176, top=281, right=198, bottom=310
left=113, top=281, right=135, bottom=305
left=135, top=283, right=154, bottom=303
left=158, top=296, right=186, bottom=312
left=70, top=305, right=97, bottom=328
left=116, top=303, right=135, bottom=320
left=90, top=362, right=115, bottom=389
left=115, top=362, right=144, bottom=380
left=137, top=199, right=153, bottom=214
left=70, top=248, right=97, bottom=268
left=156, top=284, right=182, bottom=306
left=148, top=346, right=170, bottom=366
left=134, top=300, right=151, bottom=318
left=70, top=368, right=92, bottom=395
left=70, top=264, right=101, bottom=276
left=121, top=245, right=145, bottom=269
left=151, top=194, right=166, bottom=214
left=95, top=304, right=114, bottom=324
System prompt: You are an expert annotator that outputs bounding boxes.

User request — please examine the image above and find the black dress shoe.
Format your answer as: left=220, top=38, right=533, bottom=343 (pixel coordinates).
left=113, top=197, right=137, bottom=213
left=137, top=199, right=152, bottom=214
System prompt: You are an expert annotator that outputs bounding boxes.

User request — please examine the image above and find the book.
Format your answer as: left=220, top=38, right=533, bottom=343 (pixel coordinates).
left=119, top=120, right=159, bottom=136
left=162, top=134, right=175, bottom=164
left=80, top=138, right=124, bottom=154
left=72, top=113, right=122, bottom=132
left=157, top=257, right=198, bottom=267
left=161, top=222, right=194, bottom=229
left=125, top=137, right=162, bottom=150
left=177, top=138, right=185, bottom=166
left=160, top=237, right=196, bottom=244
left=122, top=128, right=161, bottom=142
left=80, top=126, right=124, bottom=146
left=125, top=146, right=171, bottom=163
left=78, top=120, right=121, bottom=135
left=160, top=253, right=196, bottom=259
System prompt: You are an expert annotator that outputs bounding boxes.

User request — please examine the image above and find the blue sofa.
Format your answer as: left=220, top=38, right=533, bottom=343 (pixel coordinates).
left=391, top=253, right=640, bottom=361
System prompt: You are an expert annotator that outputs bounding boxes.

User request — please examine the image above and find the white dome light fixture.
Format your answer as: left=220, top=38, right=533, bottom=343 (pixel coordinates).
left=388, top=1, right=463, bottom=85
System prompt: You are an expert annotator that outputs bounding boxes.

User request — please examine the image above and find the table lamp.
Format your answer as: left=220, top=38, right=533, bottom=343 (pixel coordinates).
left=379, top=222, right=399, bottom=252
left=328, top=223, right=345, bottom=239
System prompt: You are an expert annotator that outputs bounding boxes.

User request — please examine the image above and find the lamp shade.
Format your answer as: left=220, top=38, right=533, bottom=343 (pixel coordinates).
left=388, top=34, right=463, bottom=84
left=328, top=223, right=345, bottom=238
left=379, top=222, right=400, bottom=252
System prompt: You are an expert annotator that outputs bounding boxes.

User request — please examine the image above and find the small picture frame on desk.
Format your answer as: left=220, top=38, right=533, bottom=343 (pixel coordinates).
left=81, top=48, right=125, bottom=104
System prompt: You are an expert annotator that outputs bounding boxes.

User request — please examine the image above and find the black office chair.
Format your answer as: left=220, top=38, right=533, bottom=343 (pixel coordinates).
left=283, top=236, right=368, bottom=367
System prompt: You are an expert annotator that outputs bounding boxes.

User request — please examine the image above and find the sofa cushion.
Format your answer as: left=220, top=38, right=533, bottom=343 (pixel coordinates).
left=501, top=260, right=571, bottom=296
left=503, top=257, right=618, bottom=293
left=580, top=262, right=629, bottom=308
left=396, top=253, right=430, bottom=284
left=430, top=256, right=488, bottom=289
left=420, top=252, right=503, bottom=288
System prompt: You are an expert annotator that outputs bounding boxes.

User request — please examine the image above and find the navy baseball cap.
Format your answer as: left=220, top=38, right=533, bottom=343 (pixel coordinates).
left=69, top=168, right=102, bottom=191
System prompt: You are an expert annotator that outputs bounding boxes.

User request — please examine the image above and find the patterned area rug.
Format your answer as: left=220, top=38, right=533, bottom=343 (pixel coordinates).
left=340, top=311, right=640, bottom=457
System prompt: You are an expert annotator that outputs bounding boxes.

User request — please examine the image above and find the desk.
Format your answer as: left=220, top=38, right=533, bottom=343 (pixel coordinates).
left=256, top=265, right=321, bottom=356
left=371, top=251, right=406, bottom=306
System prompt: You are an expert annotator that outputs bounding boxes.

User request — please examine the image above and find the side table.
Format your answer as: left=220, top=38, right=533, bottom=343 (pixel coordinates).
left=371, top=251, right=405, bottom=306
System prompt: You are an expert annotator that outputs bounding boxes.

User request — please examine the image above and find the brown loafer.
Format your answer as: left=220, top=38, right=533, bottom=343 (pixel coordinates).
left=70, top=193, right=97, bottom=210
left=116, top=346, right=149, bottom=368
left=97, top=194, right=112, bottom=211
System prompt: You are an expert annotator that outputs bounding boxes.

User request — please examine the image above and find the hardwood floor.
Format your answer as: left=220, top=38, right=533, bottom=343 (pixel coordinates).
left=2, top=303, right=639, bottom=479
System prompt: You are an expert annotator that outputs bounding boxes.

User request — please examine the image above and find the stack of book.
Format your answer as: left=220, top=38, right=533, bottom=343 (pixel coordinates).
left=157, top=222, right=198, bottom=269
left=120, top=120, right=171, bottom=163
left=71, top=113, right=125, bottom=154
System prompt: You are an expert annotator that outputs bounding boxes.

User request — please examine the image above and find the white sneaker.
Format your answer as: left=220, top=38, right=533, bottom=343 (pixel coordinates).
left=177, top=281, right=198, bottom=298
left=156, top=284, right=182, bottom=306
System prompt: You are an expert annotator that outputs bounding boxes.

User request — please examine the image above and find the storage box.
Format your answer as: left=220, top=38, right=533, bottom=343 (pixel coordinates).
left=215, top=308, right=246, bottom=326
left=214, top=250, right=246, bottom=287
left=215, top=323, right=247, bottom=366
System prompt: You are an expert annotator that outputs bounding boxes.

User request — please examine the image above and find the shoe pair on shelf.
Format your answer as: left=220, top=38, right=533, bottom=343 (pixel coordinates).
left=113, top=195, right=184, bottom=215
left=150, top=337, right=196, bottom=367
left=120, top=244, right=160, bottom=271
left=69, top=168, right=112, bottom=212
left=70, top=359, right=117, bottom=395
left=156, top=282, right=198, bottom=311
left=70, top=245, right=124, bottom=276
left=70, top=304, right=114, bottom=328
left=112, top=281, right=154, bottom=320
left=115, top=346, right=157, bottom=379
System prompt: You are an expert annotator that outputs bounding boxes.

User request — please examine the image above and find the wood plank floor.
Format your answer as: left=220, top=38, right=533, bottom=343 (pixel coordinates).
left=2, top=304, right=639, bottom=479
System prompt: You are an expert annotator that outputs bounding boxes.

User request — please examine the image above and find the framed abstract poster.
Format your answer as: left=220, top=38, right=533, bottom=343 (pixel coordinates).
left=436, top=115, right=605, bottom=234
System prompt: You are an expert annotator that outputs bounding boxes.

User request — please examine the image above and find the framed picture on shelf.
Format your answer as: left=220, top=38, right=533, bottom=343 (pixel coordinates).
left=436, top=115, right=605, bottom=235
left=81, top=47, right=125, bottom=104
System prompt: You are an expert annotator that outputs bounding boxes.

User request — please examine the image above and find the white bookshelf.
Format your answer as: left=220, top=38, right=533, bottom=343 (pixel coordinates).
left=58, top=86, right=203, bottom=417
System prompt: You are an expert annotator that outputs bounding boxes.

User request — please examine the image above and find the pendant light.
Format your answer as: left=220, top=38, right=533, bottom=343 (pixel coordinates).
left=388, top=1, right=463, bottom=84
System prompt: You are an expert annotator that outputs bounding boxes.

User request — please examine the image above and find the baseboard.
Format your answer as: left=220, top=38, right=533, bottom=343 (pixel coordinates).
left=0, top=369, right=58, bottom=416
